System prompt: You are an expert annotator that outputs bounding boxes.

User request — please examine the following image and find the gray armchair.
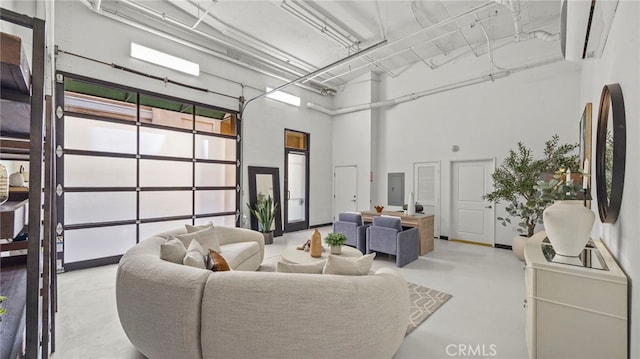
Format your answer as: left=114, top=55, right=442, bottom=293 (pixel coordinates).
left=333, top=212, right=368, bottom=253
left=366, top=216, right=419, bottom=267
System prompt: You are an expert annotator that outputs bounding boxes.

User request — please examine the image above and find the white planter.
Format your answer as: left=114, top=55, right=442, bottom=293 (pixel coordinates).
left=512, top=235, right=527, bottom=262
left=330, top=245, right=341, bottom=255
left=543, top=200, right=595, bottom=257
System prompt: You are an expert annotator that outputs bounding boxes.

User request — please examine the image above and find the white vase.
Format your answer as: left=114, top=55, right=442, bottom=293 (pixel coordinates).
left=331, top=245, right=341, bottom=255
left=543, top=200, right=595, bottom=257
left=512, top=235, right=527, bottom=262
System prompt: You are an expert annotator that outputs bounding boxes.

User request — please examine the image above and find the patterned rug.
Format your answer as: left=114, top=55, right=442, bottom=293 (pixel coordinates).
left=258, top=256, right=452, bottom=336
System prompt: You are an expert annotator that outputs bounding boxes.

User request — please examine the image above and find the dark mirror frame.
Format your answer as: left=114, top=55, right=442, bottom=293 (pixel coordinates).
left=248, top=166, right=283, bottom=236
left=595, top=83, right=626, bottom=224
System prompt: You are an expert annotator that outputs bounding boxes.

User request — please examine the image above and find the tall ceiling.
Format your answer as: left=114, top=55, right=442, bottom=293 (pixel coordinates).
left=89, top=0, right=563, bottom=94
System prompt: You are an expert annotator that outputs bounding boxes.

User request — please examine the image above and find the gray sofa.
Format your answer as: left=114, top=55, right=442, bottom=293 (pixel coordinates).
left=116, top=226, right=410, bottom=359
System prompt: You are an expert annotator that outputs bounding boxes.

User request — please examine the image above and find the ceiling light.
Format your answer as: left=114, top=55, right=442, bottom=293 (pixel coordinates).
left=130, top=42, right=200, bottom=76
left=266, top=87, right=300, bottom=107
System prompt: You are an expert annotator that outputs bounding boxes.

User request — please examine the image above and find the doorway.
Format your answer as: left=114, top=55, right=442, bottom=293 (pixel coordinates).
left=284, top=130, right=309, bottom=232
left=334, top=165, right=357, bottom=221
left=450, top=159, right=495, bottom=246
left=414, top=161, right=440, bottom=238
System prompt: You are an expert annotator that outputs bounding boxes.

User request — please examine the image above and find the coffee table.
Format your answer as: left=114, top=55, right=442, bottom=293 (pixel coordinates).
left=281, top=245, right=362, bottom=265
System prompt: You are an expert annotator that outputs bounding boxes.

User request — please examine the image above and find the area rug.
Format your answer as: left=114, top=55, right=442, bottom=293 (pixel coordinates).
left=258, top=256, right=452, bottom=336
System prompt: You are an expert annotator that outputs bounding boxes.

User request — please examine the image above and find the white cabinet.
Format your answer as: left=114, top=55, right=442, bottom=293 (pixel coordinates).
left=524, top=231, right=627, bottom=359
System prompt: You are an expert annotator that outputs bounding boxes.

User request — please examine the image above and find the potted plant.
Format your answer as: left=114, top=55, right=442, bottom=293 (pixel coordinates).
left=483, top=135, right=580, bottom=261
left=325, top=232, right=347, bottom=255
left=247, top=195, right=278, bottom=245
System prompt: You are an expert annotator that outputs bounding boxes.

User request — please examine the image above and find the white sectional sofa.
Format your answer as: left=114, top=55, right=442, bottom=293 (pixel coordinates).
left=116, top=226, right=409, bottom=359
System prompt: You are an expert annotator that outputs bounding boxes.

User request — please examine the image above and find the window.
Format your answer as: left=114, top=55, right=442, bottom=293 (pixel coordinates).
left=57, top=76, right=240, bottom=270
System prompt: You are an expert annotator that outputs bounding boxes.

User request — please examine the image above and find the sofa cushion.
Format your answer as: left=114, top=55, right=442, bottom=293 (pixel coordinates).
left=183, top=251, right=206, bottom=269
left=209, top=249, right=231, bottom=272
left=185, top=222, right=213, bottom=233
left=276, top=261, right=325, bottom=274
left=160, top=237, right=187, bottom=264
left=322, top=253, right=376, bottom=276
left=220, top=241, right=260, bottom=269
left=173, top=227, right=222, bottom=253
left=187, top=239, right=207, bottom=257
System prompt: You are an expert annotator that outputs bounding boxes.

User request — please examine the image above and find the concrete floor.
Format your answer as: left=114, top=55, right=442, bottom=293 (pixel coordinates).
left=52, top=227, right=527, bottom=359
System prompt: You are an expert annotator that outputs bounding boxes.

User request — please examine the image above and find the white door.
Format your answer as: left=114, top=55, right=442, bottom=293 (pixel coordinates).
left=414, top=162, right=440, bottom=238
left=334, top=166, right=357, bottom=221
left=451, top=159, right=495, bottom=246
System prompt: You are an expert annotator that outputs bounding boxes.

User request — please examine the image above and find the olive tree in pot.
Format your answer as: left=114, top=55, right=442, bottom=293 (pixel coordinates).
left=247, top=195, right=278, bottom=245
left=483, top=135, right=580, bottom=261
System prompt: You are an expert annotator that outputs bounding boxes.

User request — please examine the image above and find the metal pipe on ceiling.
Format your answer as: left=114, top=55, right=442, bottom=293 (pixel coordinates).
left=319, top=16, right=494, bottom=85
left=306, top=56, right=563, bottom=116
left=303, top=1, right=498, bottom=84
left=77, top=0, right=326, bottom=95
left=119, top=0, right=310, bottom=80
left=243, top=39, right=387, bottom=110
left=191, top=0, right=215, bottom=29
left=178, top=0, right=321, bottom=76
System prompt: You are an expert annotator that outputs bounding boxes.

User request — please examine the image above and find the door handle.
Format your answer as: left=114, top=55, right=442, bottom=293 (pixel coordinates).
left=287, top=190, right=290, bottom=200
left=485, top=205, right=492, bottom=209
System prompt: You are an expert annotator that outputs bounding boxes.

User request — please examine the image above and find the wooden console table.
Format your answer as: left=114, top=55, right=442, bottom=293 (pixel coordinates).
left=361, top=211, right=434, bottom=255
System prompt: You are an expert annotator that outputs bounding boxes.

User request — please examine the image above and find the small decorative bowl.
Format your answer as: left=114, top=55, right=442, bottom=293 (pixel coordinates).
left=374, top=205, right=384, bottom=213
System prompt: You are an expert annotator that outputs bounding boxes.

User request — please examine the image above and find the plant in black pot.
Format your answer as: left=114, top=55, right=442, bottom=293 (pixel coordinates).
left=483, top=135, right=580, bottom=261
left=247, top=195, right=278, bottom=245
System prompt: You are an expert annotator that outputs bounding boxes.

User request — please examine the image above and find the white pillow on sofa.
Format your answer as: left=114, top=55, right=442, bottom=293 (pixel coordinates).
left=185, top=222, right=213, bottom=233
left=183, top=251, right=206, bottom=269
left=322, top=253, right=376, bottom=276
left=160, top=238, right=187, bottom=264
left=173, top=226, right=222, bottom=253
left=276, top=261, right=325, bottom=274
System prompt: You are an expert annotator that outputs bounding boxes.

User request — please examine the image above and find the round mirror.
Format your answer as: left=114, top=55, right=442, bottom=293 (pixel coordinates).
left=595, top=84, right=626, bottom=223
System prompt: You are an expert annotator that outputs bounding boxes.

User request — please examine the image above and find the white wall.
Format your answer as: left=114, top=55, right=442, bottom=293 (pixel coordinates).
left=332, top=43, right=581, bottom=246
left=53, top=1, right=334, bottom=227
left=581, top=1, right=640, bottom=357
left=332, top=72, right=377, bottom=216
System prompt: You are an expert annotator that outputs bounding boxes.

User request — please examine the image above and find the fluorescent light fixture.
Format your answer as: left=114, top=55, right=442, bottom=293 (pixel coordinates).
left=130, top=42, right=199, bottom=76
left=266, top=87, right=300, bottom=107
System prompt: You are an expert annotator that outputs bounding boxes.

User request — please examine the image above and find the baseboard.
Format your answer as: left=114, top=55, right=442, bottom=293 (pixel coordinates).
left=450, top=238, right=493, bottom=247
left=439, top=236, right=449, bottom=240
left=63, top=255, right=122, bottom=271
left=310, top=223, right=332, bottom=229
left=495, top=244, right=513, bottom=250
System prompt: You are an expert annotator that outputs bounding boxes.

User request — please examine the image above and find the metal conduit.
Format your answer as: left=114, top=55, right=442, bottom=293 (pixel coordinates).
left=78, top=0, right=326, bottom=95
left=306, top=57, right=563, bottom=116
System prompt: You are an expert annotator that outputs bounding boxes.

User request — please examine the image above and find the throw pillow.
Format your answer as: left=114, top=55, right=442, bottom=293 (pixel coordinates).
left=185, top=222, right=214, bottom=233
left=183, top=251, right=206, bottom=269
left=276, top=261, right=325, bottom=274
left=322, top=253, right=376, bottom=276
left=160, top=238, right=187, bottom=264
left=173, top=226, right=222, bottom=253
left=209, top=249, right=231, bottom=272
left=186, top=238, right=207, bottom=257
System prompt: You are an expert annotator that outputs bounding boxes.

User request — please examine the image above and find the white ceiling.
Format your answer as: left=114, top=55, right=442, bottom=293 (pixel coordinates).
left=93, top=0, right=563, bottom=93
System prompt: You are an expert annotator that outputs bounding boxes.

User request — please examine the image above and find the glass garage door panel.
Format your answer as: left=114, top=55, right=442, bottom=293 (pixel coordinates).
left=139, top=191, right=192, bottom=219
left=64, top=225, right=136, bottom=263
left=195, top=190, right=236, bottom=214
left=195, top=163, right=235, bottom=187
left=195, top=135, right=236, bottom=161
left=64, top=192, right=136, bottom=224
left=140, top=127, right=193, bottom=158
left=65, top=155, right=136, bottom=187
left=195, top=215, right=235, bottom=227
left=139, top=160, right=193, bottom=187
left=139, top=219, right=192, bottom=240
left=64, top=116, right=137, bottom=154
